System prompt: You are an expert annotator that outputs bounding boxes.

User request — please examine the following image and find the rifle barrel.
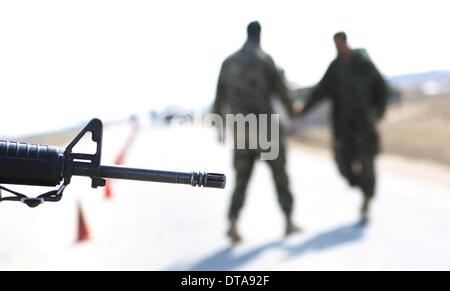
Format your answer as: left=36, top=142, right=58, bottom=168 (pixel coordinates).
left=72, top=162, right=226, bottom=189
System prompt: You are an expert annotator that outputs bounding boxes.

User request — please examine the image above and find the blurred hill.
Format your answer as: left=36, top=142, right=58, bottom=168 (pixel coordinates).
left=290, top=70, right=450, bottom=165
left=389, top=70, right=450, bottom=99
left=7, top=119, right=132, bottom=147
left=16, top=128, right=80, bottom=147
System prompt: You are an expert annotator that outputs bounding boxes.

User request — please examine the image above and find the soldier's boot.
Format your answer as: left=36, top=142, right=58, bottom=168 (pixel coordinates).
left=360, top=170, right=375, bottom=225
left=227, top=217, right=242, bottom=244
left=285, top=216, right=302, bottom=237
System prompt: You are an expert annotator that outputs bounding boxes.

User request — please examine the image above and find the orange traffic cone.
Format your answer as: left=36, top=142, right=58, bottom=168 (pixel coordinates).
left=114, top=150, right=125, bottom=165
left=104, top=179, right=114, bottom=199
left=76, top=201, right=90, bottom=242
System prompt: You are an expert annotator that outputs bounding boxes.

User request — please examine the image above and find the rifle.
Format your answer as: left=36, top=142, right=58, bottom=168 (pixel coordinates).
left=0, top=118, right=226, bottom=208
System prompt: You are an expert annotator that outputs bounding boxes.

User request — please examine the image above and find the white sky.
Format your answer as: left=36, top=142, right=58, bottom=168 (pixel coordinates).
left=1, top=0, right=449, bottom=136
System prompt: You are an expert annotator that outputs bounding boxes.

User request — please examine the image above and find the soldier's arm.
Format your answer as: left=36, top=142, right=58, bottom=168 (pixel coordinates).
left=213, top=62, right=227, bottom=119
left=267, top=57, right=295, bottom=116
left=212, top=62, right=229, bottom=144
left=301, top=63, right=334, bottom=115
left=368, top=62, right=389, bottom=120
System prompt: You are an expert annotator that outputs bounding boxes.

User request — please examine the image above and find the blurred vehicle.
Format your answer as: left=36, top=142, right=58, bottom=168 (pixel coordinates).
left=149, top=105, right=193, bottom=125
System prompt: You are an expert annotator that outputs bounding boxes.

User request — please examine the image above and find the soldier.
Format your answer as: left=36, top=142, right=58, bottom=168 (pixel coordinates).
left=299, top=32, right=389, bottom=223
left=213, top=21, right=301, bottom=243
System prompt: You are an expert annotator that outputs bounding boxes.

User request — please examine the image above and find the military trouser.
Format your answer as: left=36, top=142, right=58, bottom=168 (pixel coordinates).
left=228, top=143, right=294, bottom=220
left=334, top=139, right=377, bottom=199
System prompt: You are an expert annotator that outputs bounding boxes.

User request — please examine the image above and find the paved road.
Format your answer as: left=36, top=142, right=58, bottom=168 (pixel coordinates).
left=1, top=123, right=450, bottom=270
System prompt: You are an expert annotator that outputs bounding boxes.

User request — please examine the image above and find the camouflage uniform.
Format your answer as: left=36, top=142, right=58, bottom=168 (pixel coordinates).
left=213, top=40, right=295, bottom=221
left=302, top=50, right=388, bottom=200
